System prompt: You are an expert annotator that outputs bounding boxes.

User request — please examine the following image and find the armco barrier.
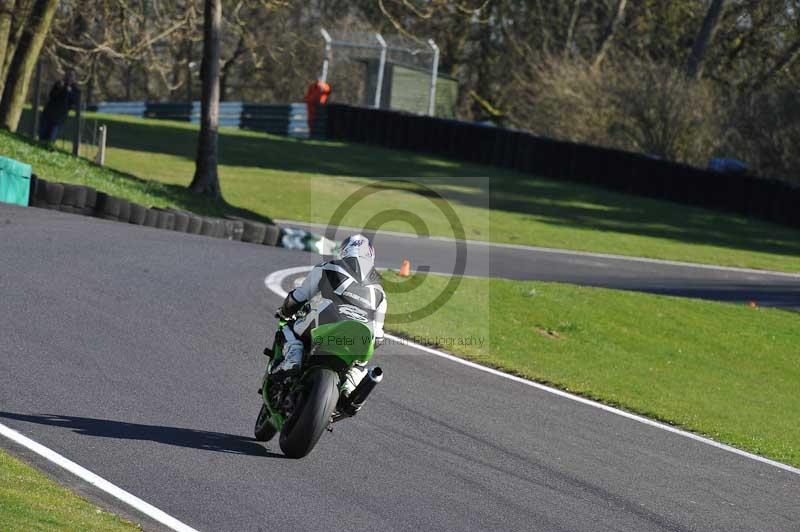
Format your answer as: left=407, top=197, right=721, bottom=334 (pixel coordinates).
left=322, top=103, right=800, bottom=228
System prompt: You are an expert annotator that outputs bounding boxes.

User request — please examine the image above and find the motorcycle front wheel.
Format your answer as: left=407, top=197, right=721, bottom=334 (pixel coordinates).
left=279, top=367, right=339, bottom=459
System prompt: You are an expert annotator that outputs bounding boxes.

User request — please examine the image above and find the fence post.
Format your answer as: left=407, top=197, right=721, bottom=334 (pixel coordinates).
left=72, top=93, right=82, bottom=156
left=320, top=28, right=332, bottom=83
left=427, top=39, right=440, bottom=116
left=95, top=125, right=107, bottom=166
left=29, top=61, right=43, bottom=138
left=374, top=33, right=387, bottom=109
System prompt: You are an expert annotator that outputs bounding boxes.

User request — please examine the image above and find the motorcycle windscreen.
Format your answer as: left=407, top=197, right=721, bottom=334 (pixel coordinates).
left=311, top=320, right=375, bottom=365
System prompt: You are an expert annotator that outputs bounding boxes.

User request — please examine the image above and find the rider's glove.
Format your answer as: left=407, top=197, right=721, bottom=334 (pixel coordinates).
left=277, top=290, right=303, bottom=321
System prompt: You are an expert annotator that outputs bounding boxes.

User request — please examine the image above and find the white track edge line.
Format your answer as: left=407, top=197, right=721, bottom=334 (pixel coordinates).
left=275, top=219, right=800, bottom=279
left=0, top=422, right=199, bottom=532
left=264, top=265, right=800, bottom=476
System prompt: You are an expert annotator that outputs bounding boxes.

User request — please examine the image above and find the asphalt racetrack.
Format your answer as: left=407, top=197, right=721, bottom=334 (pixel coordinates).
left=281, top=221, right=800, bottom=311
left=1, top=204, right=798, bottom=531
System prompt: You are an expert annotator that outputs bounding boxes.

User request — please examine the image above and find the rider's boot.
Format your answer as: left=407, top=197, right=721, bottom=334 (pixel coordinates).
left=272, top=326, right=303, bottom=376
left=340, top=364, right=368, bottom=409
left=339, top=366, right=367, bottom=416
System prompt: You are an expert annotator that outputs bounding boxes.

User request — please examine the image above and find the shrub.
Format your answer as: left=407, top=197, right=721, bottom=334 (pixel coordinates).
left=518, top=57, right=722, bottom=167
left=725, top=87, right=800, bottom=183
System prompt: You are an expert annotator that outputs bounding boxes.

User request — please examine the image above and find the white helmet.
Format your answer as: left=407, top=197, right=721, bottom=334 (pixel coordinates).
left=338, top=234, right=375, bottom=263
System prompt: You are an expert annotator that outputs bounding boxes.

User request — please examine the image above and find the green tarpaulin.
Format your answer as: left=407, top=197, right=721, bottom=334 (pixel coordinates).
left=0, top=156, right=32, bottom=207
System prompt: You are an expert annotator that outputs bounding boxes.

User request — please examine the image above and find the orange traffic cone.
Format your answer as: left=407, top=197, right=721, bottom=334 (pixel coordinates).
left=399, top=258, right=411, bottom=277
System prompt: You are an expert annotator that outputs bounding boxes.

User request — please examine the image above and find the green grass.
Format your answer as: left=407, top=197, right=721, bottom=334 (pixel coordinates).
left=383, top=271, right=800, bottom=467
left=0, top=128, right=274, bottom=224
left=0, top=449, right=139, bottom=531
left=10, top=111, right=800, bottom=273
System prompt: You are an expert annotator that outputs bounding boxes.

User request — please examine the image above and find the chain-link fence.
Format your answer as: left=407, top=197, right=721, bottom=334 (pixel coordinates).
left=319, top=29, right=457, bottom=118
left=53, top=113, right=105, bottom=163
left=19, top=103, right=107, bottom=165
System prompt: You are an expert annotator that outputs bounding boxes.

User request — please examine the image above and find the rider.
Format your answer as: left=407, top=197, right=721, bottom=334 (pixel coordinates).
left=273, top=234, right=387, bottom=396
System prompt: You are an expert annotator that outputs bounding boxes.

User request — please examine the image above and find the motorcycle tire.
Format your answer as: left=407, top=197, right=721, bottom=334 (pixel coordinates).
left=254, top=403, right=278, bottom=442
left=279, top=367, right=339, bottom=459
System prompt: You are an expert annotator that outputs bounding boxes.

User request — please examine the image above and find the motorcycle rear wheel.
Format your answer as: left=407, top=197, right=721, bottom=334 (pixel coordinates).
left=279, top=367, right=339, bottom=458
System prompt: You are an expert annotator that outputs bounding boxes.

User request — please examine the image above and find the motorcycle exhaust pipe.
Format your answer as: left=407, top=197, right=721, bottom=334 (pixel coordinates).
left=348, top=367, right=383, bottom=409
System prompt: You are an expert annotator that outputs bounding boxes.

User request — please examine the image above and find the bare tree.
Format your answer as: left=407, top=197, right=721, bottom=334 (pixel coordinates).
left=1, top=0, right=26, bottom=92
left=593, top=0, right=627, bottom=69
left=0, top=0, right=59, bottom=131
left=0, top=0, right=15, bottom=86
left=189, top=0, right=222, bottom=198
left=750, top=39, right=800, bottom=92
left=687, top=0, right=726, bottom=79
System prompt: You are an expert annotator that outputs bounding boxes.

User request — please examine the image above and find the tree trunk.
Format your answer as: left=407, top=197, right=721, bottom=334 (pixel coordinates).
left=189, top=0, right=222, bottom=199
left=592, top=0, right=627, bottom=69
left=0, top=0, right=59, bottom=132
left=686, top=0, right=726, bottom=79
left=0, top=0, right=22, bottom=97
left=0, top=0, right=14, bottom=87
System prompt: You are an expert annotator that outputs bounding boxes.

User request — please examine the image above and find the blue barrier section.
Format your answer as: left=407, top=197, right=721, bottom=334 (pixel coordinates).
left=87, top=101, right=326, bottom=139
left=0, top=156, right=32, bottom=207
left=93, top=101, right=147, bottom=116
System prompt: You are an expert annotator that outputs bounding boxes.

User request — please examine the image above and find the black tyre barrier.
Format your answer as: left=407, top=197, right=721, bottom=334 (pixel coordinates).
left=117, top=200, right=132, bottom=224
left=213, top=219, right=226, bottom=238
left=224, top=215, right=273, bottom=243
left=262, top=223, right=280, bottom=246
left=241, top=220, right=266, bottom=243
left=324, top=103, right=800, bottom=228
left=31, top=178, right=51, bottom=208
left=199, top=217, right=216, bottom=237
left=155, top=210, right=175, bottom=230
left=95, top=193, right=120, bottom=220
left=169, top=210, right=190, bottom=232
left=26, top=181, right=312, bottom=252
left=143, top=208, right=159, bottom=227
left=227, top=219, right=244, bottom=241
left=221, top=219, right=236, bottom=240
left=28, top=174, right=41, bottom=206
left=61, top=185, right=88, bottom=210
left=186, top=214, right=203, bottom=234
left=44, top=183, right=64, bottom=208
left=29, top=175, right=44, bottom=206
left=85, top=187, right=97, bottom=209
left=128, top=203, right=148, bottom=225
left=80, top=187, right=98, bottom=216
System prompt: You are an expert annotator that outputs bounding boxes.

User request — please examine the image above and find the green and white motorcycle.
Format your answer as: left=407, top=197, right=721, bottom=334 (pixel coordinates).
left=254, top=316, right=383, bottom=458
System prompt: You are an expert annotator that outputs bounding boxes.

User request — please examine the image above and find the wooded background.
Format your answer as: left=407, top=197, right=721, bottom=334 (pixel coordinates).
left=1, top=1, right=799, bottom=183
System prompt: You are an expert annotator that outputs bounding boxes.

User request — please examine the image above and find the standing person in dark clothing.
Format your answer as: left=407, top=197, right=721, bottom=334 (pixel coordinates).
left=38, top=69, right=80, bottom=144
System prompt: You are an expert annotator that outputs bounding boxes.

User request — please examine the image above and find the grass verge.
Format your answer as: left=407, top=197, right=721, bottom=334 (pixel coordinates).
left=0, top=448, right=138, bottom=531
left=383, top=271, right=800, bottom=467
left=0, top=129, right=272, bottom=224
left=9, top=111, right=800, bottom=272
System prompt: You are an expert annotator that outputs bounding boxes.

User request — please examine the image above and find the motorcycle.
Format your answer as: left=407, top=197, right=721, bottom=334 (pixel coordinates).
left=254, top=313, right=383, bottom=458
